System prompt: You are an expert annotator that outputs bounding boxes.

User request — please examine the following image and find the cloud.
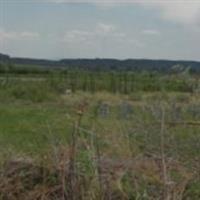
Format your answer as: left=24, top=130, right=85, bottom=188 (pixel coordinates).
left=62, top=22, right=125, bottom=43
left=0, top=29, right=40, bottom=41
left=63, top=30, right=92, bottom=43
left=96, top=23, right=115, bottom=34
left=142, top=29, right=160, bottom=36
left=20, top=32, right=40, bottom=38
left=47, top=0, right=200, bottom=26
left=138, top=0, right=200, bottom=26
left=61, top=22, right=145, bottom=52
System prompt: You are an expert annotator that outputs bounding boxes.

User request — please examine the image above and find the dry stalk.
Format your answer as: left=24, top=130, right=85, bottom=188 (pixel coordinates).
left=65, top=109, right=83, bottom=200
left=160, top=106, right=171, bottom=200
left=94, top=132, right=104, bottom=200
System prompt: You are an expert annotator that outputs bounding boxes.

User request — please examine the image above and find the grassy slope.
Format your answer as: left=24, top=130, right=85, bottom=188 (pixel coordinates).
left=0, top=91, right=199, bottom=155
left=0, top=79, right=199, bottom=199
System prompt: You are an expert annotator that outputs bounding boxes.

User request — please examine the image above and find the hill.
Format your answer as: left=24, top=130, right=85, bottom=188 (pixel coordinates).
left=1, top=53, right=200, bottom=73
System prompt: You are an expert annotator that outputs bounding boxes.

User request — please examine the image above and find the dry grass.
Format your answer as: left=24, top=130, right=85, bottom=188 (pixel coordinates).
left=0, top=91, right=199, bottom=200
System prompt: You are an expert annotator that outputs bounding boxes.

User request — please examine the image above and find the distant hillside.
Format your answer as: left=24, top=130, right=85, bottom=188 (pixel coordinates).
left=1, top=53, right=200, bottom=73
left=0, top=53, right=10, bottom=62
left=59, top=58, right=200, bottom=73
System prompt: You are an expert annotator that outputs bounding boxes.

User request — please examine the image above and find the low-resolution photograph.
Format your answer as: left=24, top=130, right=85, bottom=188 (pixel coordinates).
left=0, top=0, right=200, bottom=199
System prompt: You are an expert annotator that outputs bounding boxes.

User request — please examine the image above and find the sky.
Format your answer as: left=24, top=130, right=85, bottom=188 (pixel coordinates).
left=0, top=0, right=200, bottom=61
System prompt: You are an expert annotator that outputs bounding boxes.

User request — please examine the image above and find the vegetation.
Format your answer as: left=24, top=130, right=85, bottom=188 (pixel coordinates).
left=1, top=52, right=200, bottom=73
left=0, top=66, right=199, bottom=200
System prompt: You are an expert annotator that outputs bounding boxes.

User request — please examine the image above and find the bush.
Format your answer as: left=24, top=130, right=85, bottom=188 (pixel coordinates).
left=8, top=82, right=55, bottom=102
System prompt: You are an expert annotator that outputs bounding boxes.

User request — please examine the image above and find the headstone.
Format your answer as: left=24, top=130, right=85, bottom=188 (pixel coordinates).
left=98, top=102, right=110, bottom=118
left=119, top=101, right=133, bottom=119
left=171, top=103, right=182, bottom=122
left=150, top=102, right=162, bottom=120
left=187, top=104, right=200, bottom=120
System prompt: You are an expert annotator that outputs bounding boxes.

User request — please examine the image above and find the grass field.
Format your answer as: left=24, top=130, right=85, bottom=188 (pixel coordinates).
left=0, top=75, right=200, bottom=200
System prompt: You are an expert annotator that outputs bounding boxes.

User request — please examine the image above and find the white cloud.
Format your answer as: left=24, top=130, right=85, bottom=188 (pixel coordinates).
left=63, top=30, right=92, bottom=43
left=47, top=0, right=200, bottom=26
left=61, top=22, right=145, bottom=52
left=138, top=0, right=200, bottom=26
left=62, top=22, right=125, bottom=43
left=20, top=32, right=40, bottom=38
left=96, top=23, right=115, bottom=34
left=142, top=29, right=160, bottom=36
left=0, top=29, right=40, bottom=41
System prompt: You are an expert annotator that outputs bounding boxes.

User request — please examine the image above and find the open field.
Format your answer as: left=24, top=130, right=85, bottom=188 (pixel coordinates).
left=1, top=0, right=200, bottom=199
left=0, top=74, right=200, bottom=200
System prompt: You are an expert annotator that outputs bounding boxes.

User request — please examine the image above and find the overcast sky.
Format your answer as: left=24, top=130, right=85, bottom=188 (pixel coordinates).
left=0, top=0, right=200, bottom=61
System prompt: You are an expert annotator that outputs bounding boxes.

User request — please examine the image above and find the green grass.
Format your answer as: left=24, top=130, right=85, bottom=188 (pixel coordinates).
left=0, top=89, right=199, bottom=155
left=0, top=76, right=199, bottom=199
left=0, top=102, right=70, bottom=155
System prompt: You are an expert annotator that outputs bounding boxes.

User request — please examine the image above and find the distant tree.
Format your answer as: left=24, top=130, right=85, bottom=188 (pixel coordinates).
left=123, top=72, right=128, bottom=94
left=82, top=73, right=88, bottom=92
left=89, top=72, right=96, bottom=93
left=109, top=72, right=117, bottom=93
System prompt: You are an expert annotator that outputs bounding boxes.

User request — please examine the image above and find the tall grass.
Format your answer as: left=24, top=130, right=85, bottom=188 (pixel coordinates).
left=0, top=73, right=199, bottom=199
